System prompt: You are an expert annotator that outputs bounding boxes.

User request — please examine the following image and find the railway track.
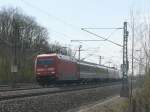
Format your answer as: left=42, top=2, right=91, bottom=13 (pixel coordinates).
left=0, top=81, right=121, bottom=101
left=0, top=83, right=43, bottom=92
left=0, top=86, right=41, bottom=92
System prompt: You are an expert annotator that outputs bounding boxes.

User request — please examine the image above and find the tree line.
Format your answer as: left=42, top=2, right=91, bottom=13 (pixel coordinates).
left=0, top=8, right=72, bottom=84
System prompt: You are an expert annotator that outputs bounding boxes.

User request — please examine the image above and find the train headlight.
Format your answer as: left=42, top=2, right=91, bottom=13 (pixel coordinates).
left=51, top=71, right=55, bottom=74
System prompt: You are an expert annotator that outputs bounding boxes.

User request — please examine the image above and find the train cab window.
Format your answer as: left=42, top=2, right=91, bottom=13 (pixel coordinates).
left=37, top=59, right=54, bottom=65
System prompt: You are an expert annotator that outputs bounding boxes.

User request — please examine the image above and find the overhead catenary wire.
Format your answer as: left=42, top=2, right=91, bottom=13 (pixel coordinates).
left=81, top=28, right=123, bottom=47
left=21, top=0, right=123, bottom=53
left=21, top=0, right=95, bottom=47
left=80, top=47, right=101, bottom=61
left=71, top=39, right=105, bottom=42
left=71, top=26, right=124, bottom=67
left=105, top=28, right=121, bottom=40
left=21, top=0, right=87, bottom=53
left=21, top=0, right=77, bottom=40
left=49, top=29, right=73, bottom=43
left=20, top=0, right=125, bottom=70
left=82, top=28, right=123, bottom=29
left=71, top=28, right=120, bottom=42
left=20, top=0, right=83, bottom=32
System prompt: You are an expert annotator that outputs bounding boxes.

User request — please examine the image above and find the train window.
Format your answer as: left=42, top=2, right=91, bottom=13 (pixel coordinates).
left=37, top=59, right=54, bottom=65
left=97, top=67, right=108, bottom=74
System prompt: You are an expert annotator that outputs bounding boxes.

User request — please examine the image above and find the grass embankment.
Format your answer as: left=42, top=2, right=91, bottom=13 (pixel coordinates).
left=77, top=96, right=129, bottom=112
left=111, top=72, right=150, bottom=112
left=132, top=72, right=150, bottom=112
left=0, top=56, right=35, bottom=84
left=82, top=73, right=150, bottom=112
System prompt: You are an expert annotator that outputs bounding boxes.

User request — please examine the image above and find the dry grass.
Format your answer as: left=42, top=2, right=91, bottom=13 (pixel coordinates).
left=132, top=72, right=150, bottom=111
left=77, top=96, right=129, bottom=112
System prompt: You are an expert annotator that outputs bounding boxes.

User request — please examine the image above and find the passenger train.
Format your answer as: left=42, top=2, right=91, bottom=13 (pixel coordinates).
left=34, top=53, right=120, bottom=85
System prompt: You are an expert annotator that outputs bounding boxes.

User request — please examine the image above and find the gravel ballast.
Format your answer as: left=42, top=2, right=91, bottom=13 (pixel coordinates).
left=0, top=84, right=121, bottom=112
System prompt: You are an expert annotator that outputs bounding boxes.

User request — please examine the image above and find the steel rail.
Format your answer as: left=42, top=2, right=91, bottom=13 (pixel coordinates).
left=0, top=82, right=121, bottom=101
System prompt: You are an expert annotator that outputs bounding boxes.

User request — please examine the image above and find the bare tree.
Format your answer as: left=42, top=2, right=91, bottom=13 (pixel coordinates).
left=0, top=7, right=73, bottom=83
left=0, top=7, right=50, bottom=83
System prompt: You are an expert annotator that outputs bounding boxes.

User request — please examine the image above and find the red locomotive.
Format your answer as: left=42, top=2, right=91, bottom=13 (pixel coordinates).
left=34, top=53, right=120, bottom=85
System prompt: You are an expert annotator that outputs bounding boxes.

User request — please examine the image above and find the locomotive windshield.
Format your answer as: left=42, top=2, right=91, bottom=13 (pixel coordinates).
left=37, top=59, right=54, bottom=65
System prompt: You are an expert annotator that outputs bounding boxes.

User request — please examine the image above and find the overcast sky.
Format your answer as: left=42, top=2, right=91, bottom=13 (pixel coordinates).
left=0, top=0, right=149, bottom=70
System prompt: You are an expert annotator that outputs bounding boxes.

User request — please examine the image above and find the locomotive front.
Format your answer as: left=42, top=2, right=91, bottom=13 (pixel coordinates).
left=35, top=54, right=57, bottom=85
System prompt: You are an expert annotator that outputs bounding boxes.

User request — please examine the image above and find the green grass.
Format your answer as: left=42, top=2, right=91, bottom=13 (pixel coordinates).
left=0, top=56, right=35, bottom=84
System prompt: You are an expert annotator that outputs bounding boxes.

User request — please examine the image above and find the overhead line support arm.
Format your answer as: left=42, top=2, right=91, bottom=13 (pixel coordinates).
left=81, top=28, right=123, bottom=47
